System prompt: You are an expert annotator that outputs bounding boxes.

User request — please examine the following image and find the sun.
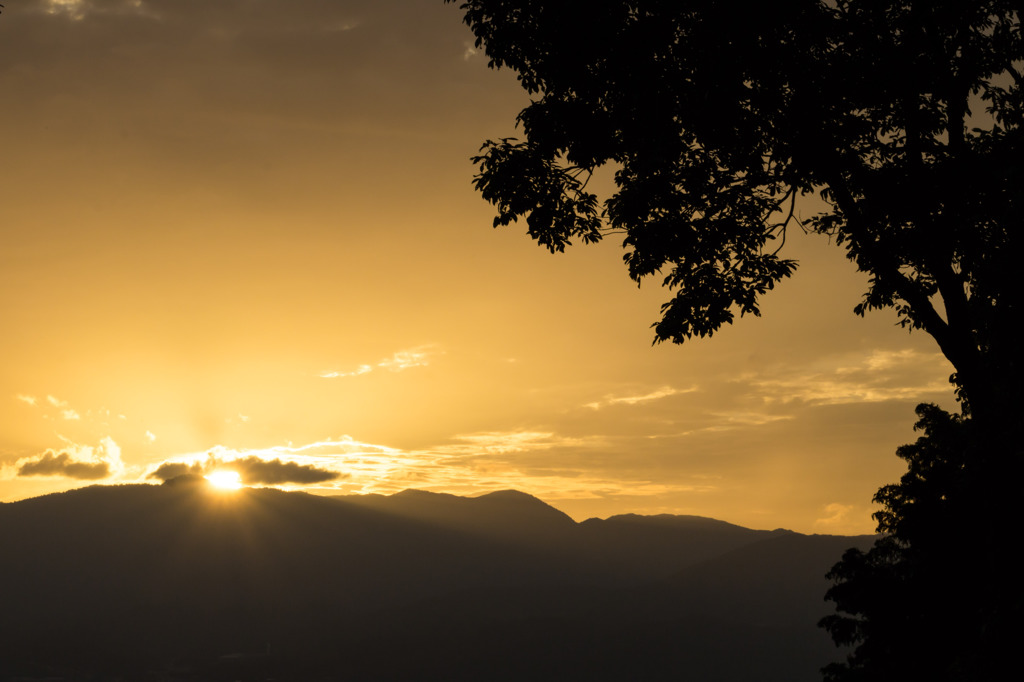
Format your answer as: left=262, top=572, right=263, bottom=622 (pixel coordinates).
left=204, top=470, right=243, bottom=490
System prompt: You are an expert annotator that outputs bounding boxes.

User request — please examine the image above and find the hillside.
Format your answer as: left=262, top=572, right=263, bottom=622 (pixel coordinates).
left=0, top=482, right=875, bottom=681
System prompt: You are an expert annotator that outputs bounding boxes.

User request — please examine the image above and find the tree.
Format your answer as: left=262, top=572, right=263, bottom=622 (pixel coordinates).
left=819, top=404, right=1015, bottom=681
left=448, top=0, right=1021, bottom=427
left=448, top=0, right=1022, bottom=677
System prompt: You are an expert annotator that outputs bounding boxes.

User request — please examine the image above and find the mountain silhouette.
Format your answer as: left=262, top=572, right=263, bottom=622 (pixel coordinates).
left=339, top=488, right=578, bottom=543
left=0, top=483, right=874, bottom=681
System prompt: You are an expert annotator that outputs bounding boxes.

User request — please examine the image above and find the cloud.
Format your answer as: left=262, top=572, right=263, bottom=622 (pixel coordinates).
left=811, top=501, right=860, bottom=528
left=17, top=451, right=109, bottom=479
left=232, top=456, right=341, bottom=484
left=378, top=346, right=435, bottom=372
left=442, top=431, right=601, bottom=456
left=13, top=436, right=123, bottom=480
left=44, top=0, right=87, bottom=20
left=742, top=349, right=953, bottom=406
left=853, top=349, right=924, bottom=373
left=585, top=385, right=695, bottom=410
left=320, top=364, right=373, bottom=379
left=669, top=411, right=795, bottom=434
left=274, top=436, right=401, bottom=457
left=148, top=460, right=204, bottom=481
left=148, top=454, right=342, bottom=485
left=16, top=393, right=126, bottom=426
left=40, top=0, right=150, bottom=22
left=320, top=345, right=439, bottom=379
left=26, top=394, right=82, bottom=420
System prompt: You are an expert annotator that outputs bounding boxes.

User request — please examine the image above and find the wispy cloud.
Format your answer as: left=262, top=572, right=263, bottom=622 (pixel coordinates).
left=753, top=376, right=949, bottom=406
left=813, top=503, right=870, bottom=535
left=320, top=345, right=439, bottom=379
left=702, top=411, right=795, bottom=429
left=741, top=348, right=952, bottom=406
left=18, top=394, right=86, bottom=420
left=440, top=431, right=604, bottom=456
left=272, top=436, right=402, bottom=457
left=637, top=409, right=795, bottom=439
left=40, top=395, right=82, bottom=420
left=841, top=348, right=925, bottom=373
left=45, top=0, right=87, bottom=20
left=585, top=385, right=695, bottom=410
left=320, top=364, right=373, bottom=379
left=379, top=345, right=436, bottom=372
left=42, top=0, right=150, bottom=22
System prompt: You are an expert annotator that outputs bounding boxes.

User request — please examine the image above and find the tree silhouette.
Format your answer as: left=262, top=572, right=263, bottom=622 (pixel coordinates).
left=820, top=404, right=1018, bottom=681
left=448, top=0, right=1020, bottom=425
left=448, top=0, right=1022, bottom=675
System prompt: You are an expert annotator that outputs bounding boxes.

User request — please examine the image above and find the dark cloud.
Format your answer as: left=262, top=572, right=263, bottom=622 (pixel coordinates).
left=148, top=455, right=340, bottom=485
left=149, top=461, right=205, bottom=482
left=231, top=456, right=341, bottom=484
left=18, top=451, right=110, bottom=479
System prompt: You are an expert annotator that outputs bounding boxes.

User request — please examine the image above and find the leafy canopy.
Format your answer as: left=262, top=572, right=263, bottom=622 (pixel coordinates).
left=449, top=0, right=1022, bottom=416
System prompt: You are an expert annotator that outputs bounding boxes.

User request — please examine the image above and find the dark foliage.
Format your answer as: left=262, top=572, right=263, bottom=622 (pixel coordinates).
left=820, top=404, right=1020, bottom=680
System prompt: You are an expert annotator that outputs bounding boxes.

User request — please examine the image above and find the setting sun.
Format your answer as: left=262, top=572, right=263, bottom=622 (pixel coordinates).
left=205, top=470, right=242, bottom=490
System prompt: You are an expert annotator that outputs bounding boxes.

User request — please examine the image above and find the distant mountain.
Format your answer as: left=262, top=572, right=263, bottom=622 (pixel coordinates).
left=0, top=483, right=874, bottom=681
left=574, top=512, right=791, bottom=581
left=337, top=488, right=577, bottom=542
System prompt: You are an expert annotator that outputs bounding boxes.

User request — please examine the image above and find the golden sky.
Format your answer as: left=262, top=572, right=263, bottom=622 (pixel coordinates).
left=0, top=0, right=958, bottom=534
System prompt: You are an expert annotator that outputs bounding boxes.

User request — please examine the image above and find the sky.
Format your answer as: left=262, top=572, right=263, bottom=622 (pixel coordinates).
left=0, top=0, right=959, bottom=534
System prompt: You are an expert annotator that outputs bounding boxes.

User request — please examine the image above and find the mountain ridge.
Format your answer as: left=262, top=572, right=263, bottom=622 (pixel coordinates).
left=0, top=483, right=875, bottom=681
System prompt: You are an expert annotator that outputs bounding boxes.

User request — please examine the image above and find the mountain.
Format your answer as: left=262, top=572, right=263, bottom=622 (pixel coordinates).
left=337, top=488, right=578, bottom=543
left=0, top=483, right=874, bottom=681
